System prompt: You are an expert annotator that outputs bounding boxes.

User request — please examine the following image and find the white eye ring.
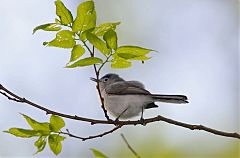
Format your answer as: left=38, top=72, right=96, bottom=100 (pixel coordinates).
left=103, top=78, right=109, bottom=82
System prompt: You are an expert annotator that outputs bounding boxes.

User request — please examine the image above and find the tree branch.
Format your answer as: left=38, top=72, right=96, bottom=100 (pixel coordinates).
left=92, top=46, right=111, bottom=121
left=60, top=126, right=122, bottom=141
left=0, top=91, right=22, bottom=103
left=0, top=83, right=239, bottom=140
left=82, top=41, right=111, bottom=121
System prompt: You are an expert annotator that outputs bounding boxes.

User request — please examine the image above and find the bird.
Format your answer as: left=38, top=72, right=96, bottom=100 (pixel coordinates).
left=91, top=73, right=188, bottom=120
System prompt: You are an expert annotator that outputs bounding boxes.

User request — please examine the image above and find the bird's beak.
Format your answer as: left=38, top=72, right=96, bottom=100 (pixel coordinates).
left=90, top=77, right=99, bottom=82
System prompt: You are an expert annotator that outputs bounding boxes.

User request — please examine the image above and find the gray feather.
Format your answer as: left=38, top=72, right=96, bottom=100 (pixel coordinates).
left=127, top=81, right=145, bottom=88
left=145, top=102, right=158, bottom=109
left=105, top=81, right=150, bottom=95
left=151, top=94, right=188, bottom=104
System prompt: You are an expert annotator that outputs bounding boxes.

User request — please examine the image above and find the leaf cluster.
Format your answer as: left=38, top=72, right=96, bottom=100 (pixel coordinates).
left=33, top=0, right=155, bottom=69
left=4, top=114, right=65, bottom=155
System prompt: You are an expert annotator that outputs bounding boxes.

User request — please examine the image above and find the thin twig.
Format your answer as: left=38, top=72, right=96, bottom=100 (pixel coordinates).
left=97, top=50, right=113, bottom=74
left=61, top=126, right=122, bottom=141
left=81, top=125, right=122, bottom=141
left=59, top=129, right=85, bottom=140
left=82, top=41, right=111, bottom=121
left=92, top=46, right=111, bottom=121
left=0, top=91, right=22, bottom=102
left=121, top=133, right=141, bottom=158
left=0, top=84, right=240, bottom=139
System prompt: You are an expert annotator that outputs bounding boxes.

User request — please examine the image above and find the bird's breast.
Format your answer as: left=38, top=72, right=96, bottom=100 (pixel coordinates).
left=101, top=90, right=153, bottom=118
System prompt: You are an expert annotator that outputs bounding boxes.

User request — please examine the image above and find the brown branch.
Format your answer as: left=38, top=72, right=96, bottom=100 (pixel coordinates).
left=83, top=41, right=111, bottom=121
left=81, top=125, right=121, bottom=141
left=92, top=46, right=111, bottom=121
left=0, top=91, right=23, bottom=102
left=121, top=133, right=141, bottom=158
left=60, top=129, right=85, bottom=140
left=0, top=83, right=240, bottom=140
left=61, top=126, right=122, bottom=141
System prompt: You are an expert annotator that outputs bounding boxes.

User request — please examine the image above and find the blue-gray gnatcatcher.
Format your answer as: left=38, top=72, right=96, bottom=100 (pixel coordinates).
left=91, top=73, right=188, bottom=120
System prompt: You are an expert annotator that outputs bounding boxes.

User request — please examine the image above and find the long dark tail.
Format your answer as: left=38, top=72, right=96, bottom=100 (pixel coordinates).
left=151, top=94, right=188, bottom=104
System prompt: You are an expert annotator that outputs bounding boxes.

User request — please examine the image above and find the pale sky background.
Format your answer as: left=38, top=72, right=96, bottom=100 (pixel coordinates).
left=0, top=0, right=239, bottom=158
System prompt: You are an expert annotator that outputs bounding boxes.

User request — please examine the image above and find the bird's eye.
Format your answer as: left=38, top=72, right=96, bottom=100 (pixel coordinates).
left=103, top=78, right=109, bottom=82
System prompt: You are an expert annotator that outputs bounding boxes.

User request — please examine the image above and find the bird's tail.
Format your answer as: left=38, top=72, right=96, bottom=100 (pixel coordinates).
left=151, top=94, right=188, bottom=104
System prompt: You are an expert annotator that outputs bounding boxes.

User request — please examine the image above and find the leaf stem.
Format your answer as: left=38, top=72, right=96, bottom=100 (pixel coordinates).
left=97, top=50, right=113, bottom=74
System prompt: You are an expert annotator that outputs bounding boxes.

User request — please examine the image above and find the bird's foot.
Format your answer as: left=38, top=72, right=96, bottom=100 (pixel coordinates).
left=140, top=117, right=146, bottom=126
left=113, top=118, right=120, bottom=126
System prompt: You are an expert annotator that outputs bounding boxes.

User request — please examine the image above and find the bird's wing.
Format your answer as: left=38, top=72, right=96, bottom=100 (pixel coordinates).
left=126, top=81, right=145, bottom=89
left=105, top=81, right=150, bottom=95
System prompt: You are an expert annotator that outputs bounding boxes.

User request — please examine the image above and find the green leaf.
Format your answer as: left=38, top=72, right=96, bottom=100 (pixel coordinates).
left=116, top=53, right=139, bottom=59
left=80, top=28, right=95, bottom=41
left=55, top=0, right=73, bottom=25
left=69, top=45, right=85, bottom=62
left=33, top=23, right=61, bottom=34
left=131, top=55, right=151, bottom=61
left=4, top=128, right=43, bottom=138
left=91, top=148, right=108, bottom=158
left=86, top=32, right=110, bottom=55
left=103, top=29, right=117, bottom=50
left=111, top=57, right=132, bottom=69
left=34, top=136, right=47, bottom=155
left=116, top=46, right=155, bottom=58
left=48, top=134, right=65, bottom=155
left=55, top=18, right=61, bottom=24
left=66, top=57, right=103, bottom=68
left=94, top=22, right=121, bottom=36
left=72, top=1, right=96, bottom=32
left=50, top=115, right=65, bottom=132
left=21, top=114, right=50, bottom=133
left=45, top=30, right=76, bottom=48
left=116, top=53, right=151, bottom=61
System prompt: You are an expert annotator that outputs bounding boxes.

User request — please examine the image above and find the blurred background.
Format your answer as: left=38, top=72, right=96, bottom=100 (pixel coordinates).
left=0, top=0, right=239, bottom=157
